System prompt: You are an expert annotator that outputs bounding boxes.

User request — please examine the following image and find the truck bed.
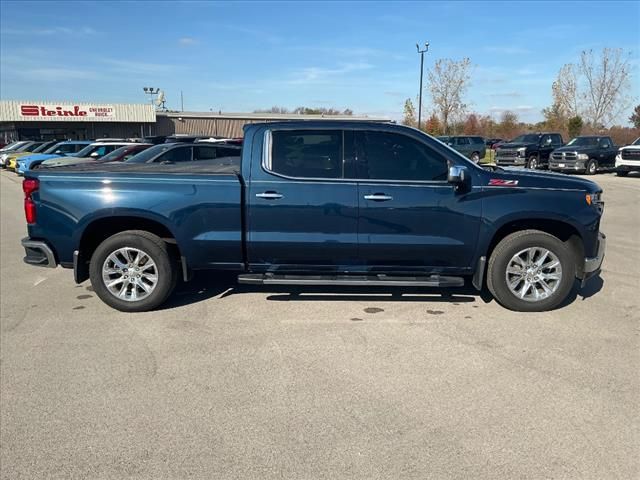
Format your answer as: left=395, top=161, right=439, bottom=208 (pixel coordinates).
left=35, top=157, right=241, bottom=175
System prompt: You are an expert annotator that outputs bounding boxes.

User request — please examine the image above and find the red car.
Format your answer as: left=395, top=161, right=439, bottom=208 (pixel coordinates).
left=95, top=144, right=153, bottom=163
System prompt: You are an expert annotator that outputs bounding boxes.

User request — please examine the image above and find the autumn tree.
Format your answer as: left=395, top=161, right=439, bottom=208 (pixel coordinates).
left=630, top=105, right=640, bottom=128
left=463, top=113, right=481, bottom=135
left=497, top=111, right=519, bottom=140
left=424, top=113, right=442, bottom=135
left=402, top=98, right=417, bottom=127
left=427, top=57, right=472, bottom=134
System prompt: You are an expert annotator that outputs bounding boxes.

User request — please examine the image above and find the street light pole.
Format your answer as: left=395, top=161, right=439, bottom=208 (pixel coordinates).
left=416, top=42, right=429, bottom=130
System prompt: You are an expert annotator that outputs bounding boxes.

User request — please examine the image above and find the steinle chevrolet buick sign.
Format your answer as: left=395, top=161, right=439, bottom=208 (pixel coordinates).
left=20, top=103, right=115, bottom=119
left=0, top=100, right=156, bottom=123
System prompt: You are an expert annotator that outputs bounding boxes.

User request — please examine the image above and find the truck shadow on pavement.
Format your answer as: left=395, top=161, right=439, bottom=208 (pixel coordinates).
left=161, top=271, right=604, bottom=310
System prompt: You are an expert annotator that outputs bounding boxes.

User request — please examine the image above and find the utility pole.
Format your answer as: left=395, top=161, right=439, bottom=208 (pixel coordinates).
left=416, top=42, right=429, bottom=130
left=181, top=91, right=184, bottom=112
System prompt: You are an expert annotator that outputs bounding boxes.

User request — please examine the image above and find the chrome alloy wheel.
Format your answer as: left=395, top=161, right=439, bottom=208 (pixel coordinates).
left=102, top=247, right=158, bottom=302
left=505, top=247, right=562, bottom=302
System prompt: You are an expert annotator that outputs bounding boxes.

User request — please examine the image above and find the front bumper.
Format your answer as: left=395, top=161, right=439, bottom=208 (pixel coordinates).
left=21, top=238, right=57, bottom=268
left=549, top=161, right=586, bottom=172
left=582, top=232, right=606, bottom=284
left=496, top=157, right=526, bottom=167
left=615, top=158, right=640, bottom=172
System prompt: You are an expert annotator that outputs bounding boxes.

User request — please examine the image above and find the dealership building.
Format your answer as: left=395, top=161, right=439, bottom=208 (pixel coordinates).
left=0, top=99, right=389, bottom=142
left=0, top=100, right=156, bottom=142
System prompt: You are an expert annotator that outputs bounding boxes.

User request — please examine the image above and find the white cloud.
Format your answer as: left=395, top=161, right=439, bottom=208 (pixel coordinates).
left=178, top=37, right=197, bottom=46
left=101, top=58, right=177, bottom=76
left=2, top=26, right=97, bottom=36
left=287, top=62, right=374, bottom=85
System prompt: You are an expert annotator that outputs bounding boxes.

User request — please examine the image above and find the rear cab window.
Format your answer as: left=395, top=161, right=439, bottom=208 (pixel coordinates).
left=269, top=130, right=343, bottom=178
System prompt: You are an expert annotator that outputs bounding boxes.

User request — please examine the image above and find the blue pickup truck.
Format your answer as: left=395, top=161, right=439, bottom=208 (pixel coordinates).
left=20, top=121, right=606, bottom=313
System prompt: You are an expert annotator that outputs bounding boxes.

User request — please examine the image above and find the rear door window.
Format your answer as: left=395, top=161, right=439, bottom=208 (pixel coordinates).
left=194, top=146, right=217, bottom=161
left=269, top=130, right=343, bottom=178
left=155, top=146, right=192, bottom=163
left=355, top=131, right=448, bottom=181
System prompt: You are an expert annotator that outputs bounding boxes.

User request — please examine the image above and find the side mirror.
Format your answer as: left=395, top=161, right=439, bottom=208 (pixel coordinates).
left=448, top=165, right=468, bottom=185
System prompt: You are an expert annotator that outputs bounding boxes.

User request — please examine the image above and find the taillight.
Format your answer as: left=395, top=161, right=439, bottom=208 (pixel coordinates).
left=23, top=178, right=39, bottom=224
left=23, top=178, right=39, bottom=196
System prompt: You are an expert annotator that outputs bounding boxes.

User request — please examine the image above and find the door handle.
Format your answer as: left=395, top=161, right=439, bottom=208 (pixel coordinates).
left=256, top=192, right=283, bottom=200
left=364, top=194, right=393, bottom=201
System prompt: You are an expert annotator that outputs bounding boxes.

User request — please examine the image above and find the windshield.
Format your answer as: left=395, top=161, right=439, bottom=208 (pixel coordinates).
left=567, top=137, right=599, bottom=147
left=31, top=142, right=53, bottom=153
left=98, top=145, right=149, bottom=162
left=633, top=137, right=640, bottom=146
left=1, top=141, right=26, bottom=151
left=510, top=134, right=540, bottom=143
left=15, top=142, right=38, bottom=152
left=73, top=144, right=104, bottom=157
left=126, top=144, right=172, bottom=163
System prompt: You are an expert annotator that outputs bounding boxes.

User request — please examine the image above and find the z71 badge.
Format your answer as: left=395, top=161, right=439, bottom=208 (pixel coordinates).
left=488, top=179, right=519, bottom=186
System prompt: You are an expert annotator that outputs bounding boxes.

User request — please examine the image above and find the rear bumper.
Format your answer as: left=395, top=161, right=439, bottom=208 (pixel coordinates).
left=582, top=232, right=605, bottom=284
left=21, top=238, right=57, bottom=268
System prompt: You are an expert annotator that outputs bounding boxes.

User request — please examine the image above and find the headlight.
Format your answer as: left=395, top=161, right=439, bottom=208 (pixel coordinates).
left=517, top=147, right=526, bottom=157
left=585, top=192, right=603, bottom=206
left=578, top=153, right=589, bottom=160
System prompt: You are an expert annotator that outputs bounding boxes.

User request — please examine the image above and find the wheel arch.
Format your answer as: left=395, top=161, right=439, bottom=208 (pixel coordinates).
left=74, top=213, right=183, bottom=284
left=481, top=217, right=585, bottom=285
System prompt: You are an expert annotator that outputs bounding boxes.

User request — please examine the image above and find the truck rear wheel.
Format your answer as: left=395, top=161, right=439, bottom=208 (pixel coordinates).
left=89, top=230, right=177, bottom=312
left=616, top=170, right=628, bottom=177
left=487, top=230, right=576, bottom=312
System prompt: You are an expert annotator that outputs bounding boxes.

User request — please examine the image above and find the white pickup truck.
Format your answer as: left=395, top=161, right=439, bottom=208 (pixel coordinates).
left=615, top=137, right=640, bottom=176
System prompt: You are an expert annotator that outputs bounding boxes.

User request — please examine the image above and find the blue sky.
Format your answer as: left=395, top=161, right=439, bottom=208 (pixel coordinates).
left=1, top=0, right=638, bottom=123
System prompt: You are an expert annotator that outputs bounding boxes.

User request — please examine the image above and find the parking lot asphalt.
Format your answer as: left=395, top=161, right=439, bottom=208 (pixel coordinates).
left=1, top=169, right=638, bottom=479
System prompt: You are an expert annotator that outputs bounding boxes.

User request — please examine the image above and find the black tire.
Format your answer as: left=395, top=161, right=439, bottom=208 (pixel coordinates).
left=89, top=230, right=177, bottom=312
left=470, top=152, right=480, bottom=163
left=487, top=230, right=576, bottom=312
left=585, top=159, right=598, bottom=175
left=526, top=155, right=539, bottom=169
left=616, top=170, right=628, bottom=177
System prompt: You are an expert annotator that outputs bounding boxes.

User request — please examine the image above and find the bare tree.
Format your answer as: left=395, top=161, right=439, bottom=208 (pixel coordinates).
left=553, top=64, right=579, bottom=118
left=579, top=48, right=633, bottom=127
left=427, top=58, right=472, bottom=134
left=548, top=48, right=633, bottom=127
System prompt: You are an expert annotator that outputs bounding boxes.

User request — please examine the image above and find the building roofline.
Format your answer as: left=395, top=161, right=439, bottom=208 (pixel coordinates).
left=156, top=111, right=391, bottom=121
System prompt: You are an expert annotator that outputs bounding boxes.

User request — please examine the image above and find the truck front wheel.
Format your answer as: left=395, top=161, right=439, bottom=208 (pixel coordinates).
left=487, top=230, right=576, bottom=312
left=89, top=230, right=177, bottom=312
left=526, top=155, right=539, bottom=169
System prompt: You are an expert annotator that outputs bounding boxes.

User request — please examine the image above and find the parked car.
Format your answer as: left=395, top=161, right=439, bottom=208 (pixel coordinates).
left=41, top=144, right=154, bottom=168
left=615, top=137, right=640, bottom=177
left=164, top=134, right=208, bottom=143
left=16, top=141, right=93, bottom=175
left=0, top=141, right=42, bottom=167
left=437, top=135, right=486, bottom=162
left=549, top=136, right=618, bottom=175
left=486, top=138, right=504, bottom=149
left=125, top=142, right=241, bottom=164
left=5, top=141, right=60, bottom=170
left=495, top=133, right=564, bottom=169
left=40, top=142, right=138, bottom=167
left=20, top=121, right=605, bottom=313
